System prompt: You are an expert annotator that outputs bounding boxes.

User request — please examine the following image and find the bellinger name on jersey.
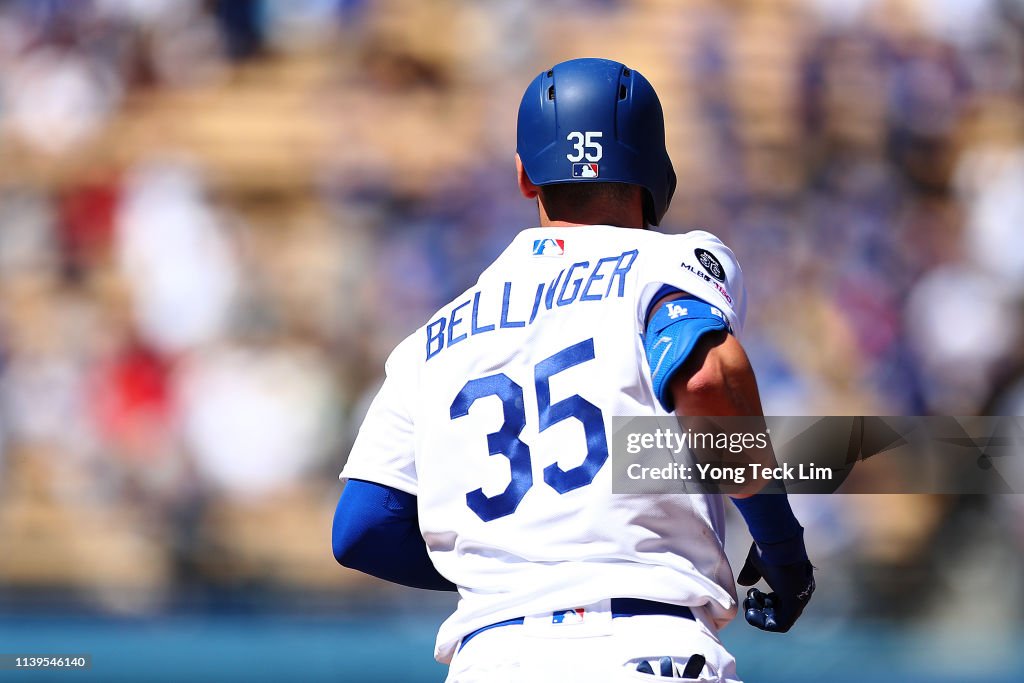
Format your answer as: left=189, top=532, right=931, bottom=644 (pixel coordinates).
left=425, top=248, right=638, bottom=361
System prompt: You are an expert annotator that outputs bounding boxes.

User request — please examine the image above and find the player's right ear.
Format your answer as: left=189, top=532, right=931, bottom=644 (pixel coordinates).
left=516, top=154, right=539, bottom=200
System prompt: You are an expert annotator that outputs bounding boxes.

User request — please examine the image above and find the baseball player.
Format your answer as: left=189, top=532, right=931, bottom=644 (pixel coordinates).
left=333, top=58, right=814, bottom=681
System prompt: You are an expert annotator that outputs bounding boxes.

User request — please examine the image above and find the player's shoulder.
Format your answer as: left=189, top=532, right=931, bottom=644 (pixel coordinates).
left=644, top=228, right=732, bottom=251
left=383, top=329, right=421, bottom=377
left=637, top=228, right=747, bottom=332
left=637, top=229, right=740, bottom=280
left=386, top=276, right=484, bottom=373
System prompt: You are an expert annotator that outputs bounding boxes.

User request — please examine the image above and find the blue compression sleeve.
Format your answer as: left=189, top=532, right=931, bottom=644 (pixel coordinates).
left=731, top=494, right=807, bottom=565
left=644, top=294, right=731, bottom=412
left=333, top=479, right=456, bottom=591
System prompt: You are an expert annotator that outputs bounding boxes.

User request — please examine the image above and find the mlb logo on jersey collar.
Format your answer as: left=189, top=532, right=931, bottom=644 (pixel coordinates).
left=552, top=607, right=586, bottom=624
left=532, top=238, right=565, bottom=256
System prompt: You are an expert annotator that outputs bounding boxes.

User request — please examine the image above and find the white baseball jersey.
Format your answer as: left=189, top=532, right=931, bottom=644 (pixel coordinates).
left=341, top=226, right=747, bottom=664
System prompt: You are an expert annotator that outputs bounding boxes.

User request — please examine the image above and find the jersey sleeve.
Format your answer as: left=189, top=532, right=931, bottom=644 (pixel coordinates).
left=340, top=339, right=418, bottom=495
left=637, top=230, right=747, bottom=336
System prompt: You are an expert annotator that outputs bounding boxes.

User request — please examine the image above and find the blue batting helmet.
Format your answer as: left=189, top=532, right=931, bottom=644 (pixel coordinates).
left=516, top=58, right=677, bottom=226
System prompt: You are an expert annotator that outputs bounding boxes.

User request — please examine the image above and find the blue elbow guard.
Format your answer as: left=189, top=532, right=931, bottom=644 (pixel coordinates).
left=644, top=296, right=730, bottom=412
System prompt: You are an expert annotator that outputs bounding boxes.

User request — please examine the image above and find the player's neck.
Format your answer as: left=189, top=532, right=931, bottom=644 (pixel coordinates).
left=538, top=204, right=646, bottom=229
left=540, top=219, right=645, bottom=229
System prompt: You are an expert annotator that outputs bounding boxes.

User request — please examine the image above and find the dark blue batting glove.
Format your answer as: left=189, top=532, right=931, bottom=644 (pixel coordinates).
left=737, top=539, right=815, bottom=633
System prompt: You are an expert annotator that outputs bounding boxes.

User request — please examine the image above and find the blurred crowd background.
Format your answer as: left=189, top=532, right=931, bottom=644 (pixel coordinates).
left=1, top=0, right=1023, bottom=680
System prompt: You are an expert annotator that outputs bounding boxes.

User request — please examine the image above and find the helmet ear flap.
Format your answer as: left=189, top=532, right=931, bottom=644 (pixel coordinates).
left=663, top=162, right=678, bottom=222
left=643, top=192, right=657, bottom=228
left=645, top=160, right=677, bottom=226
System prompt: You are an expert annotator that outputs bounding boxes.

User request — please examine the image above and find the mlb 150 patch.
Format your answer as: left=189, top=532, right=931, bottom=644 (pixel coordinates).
left=572, top=163, right=599, bottom=178
left=694, top=248, right=725, bottom=282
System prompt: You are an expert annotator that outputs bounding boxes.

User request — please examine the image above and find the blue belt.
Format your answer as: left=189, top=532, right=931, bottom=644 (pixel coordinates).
left=459, top=598, right=695, bottom=651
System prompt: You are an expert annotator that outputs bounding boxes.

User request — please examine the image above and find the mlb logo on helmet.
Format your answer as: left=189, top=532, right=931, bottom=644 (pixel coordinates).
left=572, top=163, right=599, bottom=178
left=532, top=238, right=565, bottom=256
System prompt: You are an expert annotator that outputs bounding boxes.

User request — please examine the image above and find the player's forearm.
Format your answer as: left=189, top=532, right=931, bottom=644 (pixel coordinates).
left=670, top=333, right=774, bottom=497
left=333, top=480, right=457, bottom=591
left=667, top=333, right=807, bottom=563
left=729, top=494, right=806, bottom=564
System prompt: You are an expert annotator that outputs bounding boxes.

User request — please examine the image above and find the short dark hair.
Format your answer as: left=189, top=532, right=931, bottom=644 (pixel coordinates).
left=537, top=182, right=644, bottom=222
